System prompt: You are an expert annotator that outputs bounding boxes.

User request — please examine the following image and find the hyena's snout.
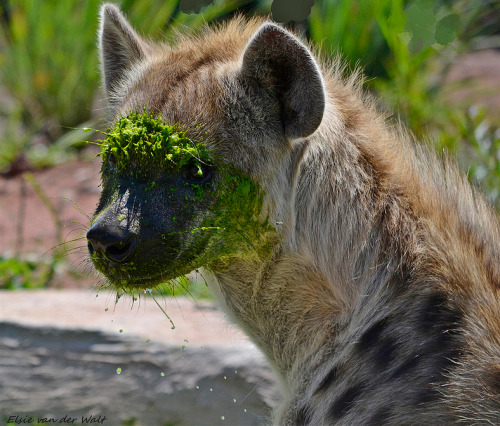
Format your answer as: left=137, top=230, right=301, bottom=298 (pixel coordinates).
left=87, top=220, right=137, bottom=264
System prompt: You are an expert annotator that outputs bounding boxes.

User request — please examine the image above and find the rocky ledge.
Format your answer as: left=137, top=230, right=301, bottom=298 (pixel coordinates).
left=0, top=290, right=278, bottom=425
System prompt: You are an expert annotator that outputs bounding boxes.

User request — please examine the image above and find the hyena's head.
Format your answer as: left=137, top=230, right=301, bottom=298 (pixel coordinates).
left=87, top=3, right=325, bottom=290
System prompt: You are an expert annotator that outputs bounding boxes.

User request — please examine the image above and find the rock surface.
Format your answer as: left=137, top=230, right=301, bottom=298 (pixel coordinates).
left=0, top=290, right=279, bottom=425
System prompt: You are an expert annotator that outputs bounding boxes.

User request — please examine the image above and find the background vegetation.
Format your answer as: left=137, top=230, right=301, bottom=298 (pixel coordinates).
left=0, top=0, right=499, bottom=290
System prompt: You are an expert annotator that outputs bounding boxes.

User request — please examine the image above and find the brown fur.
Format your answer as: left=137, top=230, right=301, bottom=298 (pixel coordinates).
left=96, top=4, right=500, bottom=424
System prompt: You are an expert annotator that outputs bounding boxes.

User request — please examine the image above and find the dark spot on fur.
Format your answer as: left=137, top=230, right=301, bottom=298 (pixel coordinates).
left=390, top=353, right=422, bottom=379
left=419, top=293, right=462, bottom=338
left=415, top=382, right=442, bottom=405
left=358, top=318, right=396, bottom=368
left=295, top=406, right=312, bottom=425
left=330, top=384, right=365, bottom=420
left=358, top=318, right=389, bottom=351
left=417, top=294, right=464, bottom=390
left=314, top=365, right=340, bottom=395
left=369, top=406, right=392, bottom=425
left=374, top=337, right=397, bottom=368
left=418, top=292, right=463, bottom=373
left=388, top=321, right=462, bottom=401
left=386, top=294, right=464, bottom=405
left=485, top=367, right=500, bottom=394
left=412, top=348, right=463, bottom=405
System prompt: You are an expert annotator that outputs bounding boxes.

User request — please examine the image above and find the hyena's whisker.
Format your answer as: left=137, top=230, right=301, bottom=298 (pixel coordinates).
left=62, top=227, right=88, bottom=241
left=43, top=237, right=87, bottom=257
left=62, top=197, right=92, bottom=221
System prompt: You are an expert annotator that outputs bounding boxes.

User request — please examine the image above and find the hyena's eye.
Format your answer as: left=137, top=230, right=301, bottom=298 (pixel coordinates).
left=182, top=162, right=214, bottom=185
left=108, top=154, right=117, bottom=170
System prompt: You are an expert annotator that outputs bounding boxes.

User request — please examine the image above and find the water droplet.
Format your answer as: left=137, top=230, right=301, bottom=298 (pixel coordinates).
left=116, top=368, right=122, bottom=375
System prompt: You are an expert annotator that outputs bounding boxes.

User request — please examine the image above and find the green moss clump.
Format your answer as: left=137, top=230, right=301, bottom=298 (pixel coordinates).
left=98, top=111, right=212, bottom=174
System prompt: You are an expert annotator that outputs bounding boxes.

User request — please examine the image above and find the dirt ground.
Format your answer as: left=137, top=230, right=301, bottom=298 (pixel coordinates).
left=0, top=155, right=102, bottom=288
left=0, top=289, right=248, bottom=346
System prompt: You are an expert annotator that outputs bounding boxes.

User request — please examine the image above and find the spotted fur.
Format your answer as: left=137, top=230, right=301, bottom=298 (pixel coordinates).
left=97, top=4, right=500, bottom=424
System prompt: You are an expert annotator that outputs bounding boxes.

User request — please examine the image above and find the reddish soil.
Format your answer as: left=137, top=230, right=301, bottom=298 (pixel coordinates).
left=444, top=49, right=500, bottom=118
left=0, top=155, right=102, bottom=288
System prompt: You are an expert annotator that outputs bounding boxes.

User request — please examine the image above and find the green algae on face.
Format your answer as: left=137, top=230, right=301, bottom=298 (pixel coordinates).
left=98, top=111, right=212, bottom=175
left=195, top=170, right=275, bottom=262
left=93, top=111, right=276, bottom=293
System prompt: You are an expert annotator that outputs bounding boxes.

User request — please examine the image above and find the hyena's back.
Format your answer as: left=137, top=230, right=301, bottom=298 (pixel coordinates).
left=95, top=4, right=500, bottom=424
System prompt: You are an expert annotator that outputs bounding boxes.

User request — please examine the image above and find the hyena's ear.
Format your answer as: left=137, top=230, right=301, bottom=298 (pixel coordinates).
left=98, top=3, right=149, bottom=97
left=241, top=23, right=325, bottom=140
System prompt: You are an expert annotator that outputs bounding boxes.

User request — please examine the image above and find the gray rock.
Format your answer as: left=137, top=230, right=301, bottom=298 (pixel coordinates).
left=0, top=321, right=278, bottom=425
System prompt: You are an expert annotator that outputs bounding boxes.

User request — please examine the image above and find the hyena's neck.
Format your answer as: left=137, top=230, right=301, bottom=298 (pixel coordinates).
left=212, top=94, right=500, bottom=422
left=210, top=103, right=403, bottom=382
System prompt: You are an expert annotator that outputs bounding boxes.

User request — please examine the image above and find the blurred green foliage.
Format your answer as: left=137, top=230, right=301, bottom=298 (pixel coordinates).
left=310, top=0, right=390, bottom=78
left=310, top=0, right=500, bottom=208
left=0, top=0, right=102, bottom=130
left=0, top=254, right=55, bottom=289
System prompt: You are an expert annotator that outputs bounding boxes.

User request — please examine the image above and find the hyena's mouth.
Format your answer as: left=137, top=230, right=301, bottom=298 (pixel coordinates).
left=89, top=242, right=201, bottom=289
left=92, top=258, right=180, bottom=289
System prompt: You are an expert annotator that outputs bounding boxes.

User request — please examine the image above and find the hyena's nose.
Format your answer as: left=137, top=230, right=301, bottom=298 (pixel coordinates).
left=87, top=223, right=137, bottom=264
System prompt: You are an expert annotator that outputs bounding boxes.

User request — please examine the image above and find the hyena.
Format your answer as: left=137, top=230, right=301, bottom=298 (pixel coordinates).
left=87, top=3, right=500, bottom=424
